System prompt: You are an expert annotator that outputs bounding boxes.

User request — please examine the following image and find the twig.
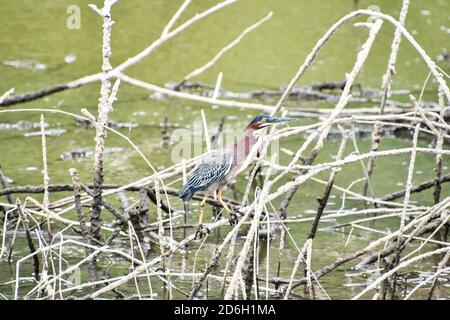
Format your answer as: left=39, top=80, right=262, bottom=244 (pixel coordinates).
left=0, top=163, right=14, bottom=207
left=380, top=172, right=450, bottom=203
left=40, top=114, right=52, bottom=241
left=362, top=0, right=410, bottom=204
left=308, top=130, right=350, bottom=239
left=17, top=201, right=40, bottom=281
left=69, top=168, right=97, bottom=284
left=433, top=86, right=446, bottom=204
left=161, top=0, right=192, bottom=37
left=0, top=88, right=14, bottom=104
left=427, top=250, right=450, bottom=299
left=401, top=123, right=421, bottom=229
left=179, top=12, right=272, bottom=84
left=90, top=0, right=121, bottom=243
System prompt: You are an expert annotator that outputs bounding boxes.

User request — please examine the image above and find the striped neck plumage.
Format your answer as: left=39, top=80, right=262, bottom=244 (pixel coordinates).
left=226, top=127, right=258, bottom=166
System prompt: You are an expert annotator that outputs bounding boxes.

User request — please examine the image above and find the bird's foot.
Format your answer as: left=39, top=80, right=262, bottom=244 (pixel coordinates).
left=228, top=212, right=239, bottom=226
left=194, top=224, right=210, bottom=239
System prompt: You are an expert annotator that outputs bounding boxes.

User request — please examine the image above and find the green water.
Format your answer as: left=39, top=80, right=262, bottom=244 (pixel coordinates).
left=0, top=0, right=449, bottom=299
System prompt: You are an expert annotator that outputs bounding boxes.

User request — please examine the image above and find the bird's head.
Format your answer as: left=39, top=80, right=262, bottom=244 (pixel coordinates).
left=246, top=114, right=294, bottom=130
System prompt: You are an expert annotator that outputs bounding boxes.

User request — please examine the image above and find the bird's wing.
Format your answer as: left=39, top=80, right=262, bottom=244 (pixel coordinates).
left=186, top=153, right=232, bottom=192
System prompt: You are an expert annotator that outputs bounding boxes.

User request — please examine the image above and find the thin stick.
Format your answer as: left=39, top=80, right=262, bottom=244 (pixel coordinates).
left=181, top=12, right=272, bottom=83
left=283, top=239, right=310, bottom=299
left=17, top=201, right=40, bottom=281
left=0, top=88, right=14, bottom=104
left=201, top=110, right=211, bottom=152
left=161, top=0, right=192, bottom=37
left=308, top=131, right=350, bottom=240
left=0, top=163, right=14, bottom=206
left=427, top=251, right=450, bottom=299
left=90, top=1, right=121, bottom=243
left=69, top=168, right=97, bottom=284
left=363, top=0, right=410, bottom=203
left=400, top=123, right=420, bottom=230
left=433, top=86, right=446, bottom=204
left=40, top=114, right=52, bottom=240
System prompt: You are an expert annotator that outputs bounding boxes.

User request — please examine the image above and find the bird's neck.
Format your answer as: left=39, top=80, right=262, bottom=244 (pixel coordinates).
left=227, top=127, right=258, bottom=165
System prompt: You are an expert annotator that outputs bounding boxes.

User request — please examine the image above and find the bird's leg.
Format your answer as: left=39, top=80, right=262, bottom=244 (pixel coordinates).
left=195, top=192, right=210, bottom=239
left=217, top=188, right=238, bottom=225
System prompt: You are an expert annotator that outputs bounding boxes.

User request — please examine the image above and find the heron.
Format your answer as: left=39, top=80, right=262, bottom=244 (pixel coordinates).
left=178, top=114, right=294, bottom=239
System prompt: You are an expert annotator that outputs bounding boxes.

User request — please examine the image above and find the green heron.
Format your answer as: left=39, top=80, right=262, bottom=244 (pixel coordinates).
left=179, top=114, right=293, bottom=239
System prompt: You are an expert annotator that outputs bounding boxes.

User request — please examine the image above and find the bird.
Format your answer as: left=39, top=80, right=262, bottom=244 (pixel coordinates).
left=179, top=114, right=294, bottom=239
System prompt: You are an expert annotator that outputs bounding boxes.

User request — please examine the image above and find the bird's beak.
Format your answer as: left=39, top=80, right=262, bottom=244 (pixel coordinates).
left=260, top=117, right=295, bottom=127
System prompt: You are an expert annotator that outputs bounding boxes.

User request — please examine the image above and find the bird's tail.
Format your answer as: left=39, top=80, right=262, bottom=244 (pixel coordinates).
left=179, top=184, right=194, bottom=202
